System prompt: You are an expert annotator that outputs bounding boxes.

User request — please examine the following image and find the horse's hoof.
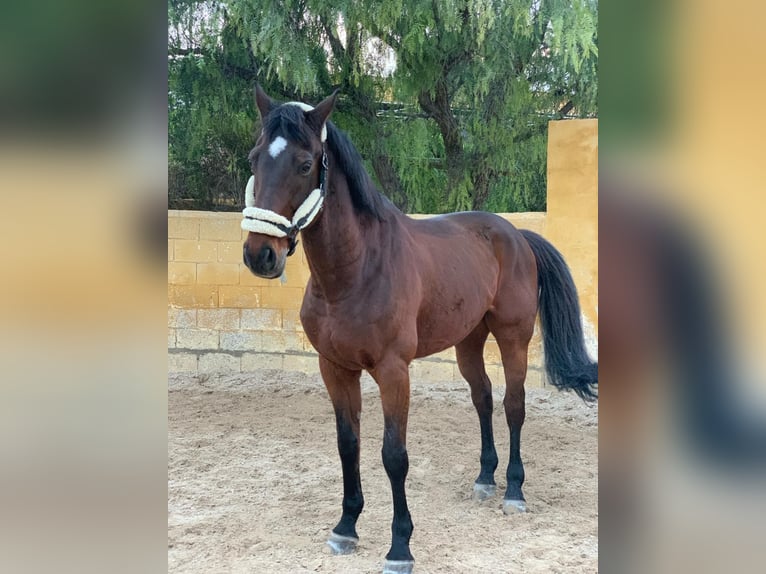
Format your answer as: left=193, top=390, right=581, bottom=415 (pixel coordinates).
left=503, top=499, right=527, bottom=514
left=472, top=482, right=496, bottom=501
left=383, top=559, right=415, bottom=574
left=325, top=532, right=358, bottom=555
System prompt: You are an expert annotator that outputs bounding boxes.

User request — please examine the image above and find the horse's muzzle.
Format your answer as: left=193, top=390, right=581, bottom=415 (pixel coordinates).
left=243, top=242, right=284, bottom=278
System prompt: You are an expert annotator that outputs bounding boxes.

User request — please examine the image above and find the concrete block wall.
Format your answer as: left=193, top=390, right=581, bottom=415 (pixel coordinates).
left=168, top=119, right=598, bottom=387
left=168, top=211, right=546, bottom=387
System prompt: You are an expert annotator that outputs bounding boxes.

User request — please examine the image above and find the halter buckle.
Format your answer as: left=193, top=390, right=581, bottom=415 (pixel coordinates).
left=286, top=227, right=300, bottom=256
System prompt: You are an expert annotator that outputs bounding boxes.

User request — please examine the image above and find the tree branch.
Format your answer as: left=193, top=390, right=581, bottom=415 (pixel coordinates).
left=168, top=47, right=206, bottom=57
left=320, top=16, right=346, bottom=63
left=557, top=99, right=575, bottom=117
left=514, top=6, right=550, bottom=75
left=367, top=21, right=401, bottom=52
left=418, top=76, right=465, bottom=203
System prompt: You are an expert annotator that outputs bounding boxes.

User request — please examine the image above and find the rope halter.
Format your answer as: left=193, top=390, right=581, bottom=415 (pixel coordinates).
left=241, top=101, right=328, bottom=256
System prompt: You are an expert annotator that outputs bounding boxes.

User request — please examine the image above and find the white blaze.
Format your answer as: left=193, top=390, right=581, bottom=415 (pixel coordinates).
left=268, top=136, right=288, bottom=158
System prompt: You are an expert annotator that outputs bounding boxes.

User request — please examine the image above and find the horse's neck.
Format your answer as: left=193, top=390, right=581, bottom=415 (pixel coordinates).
left=301, top=169, right=372, bottom=299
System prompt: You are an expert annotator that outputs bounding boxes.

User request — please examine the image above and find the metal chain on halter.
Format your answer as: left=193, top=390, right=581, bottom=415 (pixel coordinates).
left=320, top=146, right=328, bottom=190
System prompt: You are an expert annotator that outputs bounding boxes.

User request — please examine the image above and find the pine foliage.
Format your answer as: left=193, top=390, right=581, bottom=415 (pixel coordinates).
left=168, top=0, right=597, bottom=212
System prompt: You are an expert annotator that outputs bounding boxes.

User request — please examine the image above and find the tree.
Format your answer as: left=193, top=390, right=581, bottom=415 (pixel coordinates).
left=169, top=0, right=597, bottom=212
left=169, top=0, right=255, bottom=209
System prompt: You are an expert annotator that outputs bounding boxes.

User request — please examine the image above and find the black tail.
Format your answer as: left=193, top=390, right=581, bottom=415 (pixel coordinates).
left=520, top=230, right=598, bottom=401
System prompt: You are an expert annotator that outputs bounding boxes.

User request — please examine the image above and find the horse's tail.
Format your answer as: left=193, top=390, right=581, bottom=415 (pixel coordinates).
left=520, top=229, right=598, bottom=401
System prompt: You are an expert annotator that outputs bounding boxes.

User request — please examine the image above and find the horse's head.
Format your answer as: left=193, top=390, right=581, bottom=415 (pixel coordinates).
left=242, top=85, right=338, bottom=278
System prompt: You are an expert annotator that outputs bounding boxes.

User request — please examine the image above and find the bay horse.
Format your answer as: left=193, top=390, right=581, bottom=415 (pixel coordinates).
left=242, top=86, right=597, bottom=574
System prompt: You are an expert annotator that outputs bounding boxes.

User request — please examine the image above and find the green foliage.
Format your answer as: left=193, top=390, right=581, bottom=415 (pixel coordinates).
left=169, top=0, right=258, bottom=209
left=168, top=0, right=598, bottom=213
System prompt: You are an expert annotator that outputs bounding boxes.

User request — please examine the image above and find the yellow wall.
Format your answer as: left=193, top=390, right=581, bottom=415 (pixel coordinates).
left=168, top=119, right=598, bottom=384
left=545, top=119, right=599, bottom=350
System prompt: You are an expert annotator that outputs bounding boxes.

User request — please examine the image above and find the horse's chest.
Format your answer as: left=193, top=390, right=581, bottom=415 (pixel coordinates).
left=302, top=316, right=375, bottom=369
left=300, top=296, right=402, bottom=371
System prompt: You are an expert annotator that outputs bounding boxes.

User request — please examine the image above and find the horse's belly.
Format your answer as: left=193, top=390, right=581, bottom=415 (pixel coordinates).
left=412, top=252, right=498, bottom=358
left=414, top=294, right=490, bottom=358
left=414, top=337, right=463, bottom=359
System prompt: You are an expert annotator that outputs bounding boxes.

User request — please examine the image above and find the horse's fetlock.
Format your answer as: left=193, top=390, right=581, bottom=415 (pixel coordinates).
left=344, top=492, right=364, bottom=517
left=481, top=450, right=499, bottom=472
left=393, top=513, right=413, bottom=541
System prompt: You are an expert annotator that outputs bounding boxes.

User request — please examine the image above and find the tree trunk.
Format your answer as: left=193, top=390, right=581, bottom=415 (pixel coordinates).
left=471, top=167, right=492, bottom=211
left=341, top=89, right=408, bottom=211
left=319, top=16, right=408, bottom=209
left=417, top=77, right=465, bottom=206
left=371, top=148, right=409, bottom=212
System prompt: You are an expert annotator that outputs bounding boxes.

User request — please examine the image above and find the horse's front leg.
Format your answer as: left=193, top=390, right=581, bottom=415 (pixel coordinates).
left=319, top=356, right=364, bottom=555
left=371, top=358, right=414, bottom=574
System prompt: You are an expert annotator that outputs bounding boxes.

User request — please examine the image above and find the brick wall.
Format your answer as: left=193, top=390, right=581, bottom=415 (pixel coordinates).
left=168, top=119, right=598, bottom=387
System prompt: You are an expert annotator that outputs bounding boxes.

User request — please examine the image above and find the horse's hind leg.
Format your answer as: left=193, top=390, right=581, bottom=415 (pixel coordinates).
left=455, top=320, right=499, bottom=500
left=319, top=356, right=364, bottom=555
left=487, top=315, right=535, bottom=514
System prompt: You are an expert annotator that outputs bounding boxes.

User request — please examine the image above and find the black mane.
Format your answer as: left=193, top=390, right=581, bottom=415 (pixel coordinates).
left=262, top=104, right=387, bottom=220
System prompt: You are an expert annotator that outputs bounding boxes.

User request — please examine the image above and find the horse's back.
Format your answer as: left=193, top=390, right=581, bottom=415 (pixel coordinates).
left=404, top=210, right=532, bottom=274
left=406, top=210, right=519, bottom=238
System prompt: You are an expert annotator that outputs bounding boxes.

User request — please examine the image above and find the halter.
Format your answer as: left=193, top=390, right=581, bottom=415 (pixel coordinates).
left=241, top=101, right=328, bottom=256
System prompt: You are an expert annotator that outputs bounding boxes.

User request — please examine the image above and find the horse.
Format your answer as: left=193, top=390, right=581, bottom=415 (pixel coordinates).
left=241, top=85, right=597, bottom=574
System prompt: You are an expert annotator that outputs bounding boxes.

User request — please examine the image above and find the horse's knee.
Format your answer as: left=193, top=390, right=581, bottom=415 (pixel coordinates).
left=382, top=441, right=408, bottom=477
left=457, top=358, right=481, bottom=382
left=503, top=390, right=526, bottom=424
left=382, top=429, right=408, bottom=480
left=335, top=411, right=360, bottom=455
left=503, top=398, right=525, bottom=420
left=471, top=383, right=493, bottom=413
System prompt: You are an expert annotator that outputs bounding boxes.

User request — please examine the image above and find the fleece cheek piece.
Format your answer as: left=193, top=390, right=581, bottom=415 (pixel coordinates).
left=245, top=174, right=256, bottom=208
left=240, top=183, right=324, bottom=238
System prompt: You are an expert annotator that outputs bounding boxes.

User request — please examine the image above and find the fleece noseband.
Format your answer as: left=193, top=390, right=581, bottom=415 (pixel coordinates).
left=241, top=101, right=327, bottom=256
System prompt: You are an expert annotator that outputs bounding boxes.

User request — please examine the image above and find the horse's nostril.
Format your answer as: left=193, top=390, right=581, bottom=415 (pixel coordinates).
left=264, top=247, right=276, bottom=266
left=256, top=245, right=277, bottom=272
left=243, top=245, right=252, bottom=268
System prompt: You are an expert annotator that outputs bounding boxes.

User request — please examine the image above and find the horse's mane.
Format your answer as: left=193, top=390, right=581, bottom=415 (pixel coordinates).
left=262, top=105, right=387, bottom=220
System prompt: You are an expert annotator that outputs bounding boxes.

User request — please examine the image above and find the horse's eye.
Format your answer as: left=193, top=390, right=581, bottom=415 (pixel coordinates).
left=299, top=161, right=313, bottom=175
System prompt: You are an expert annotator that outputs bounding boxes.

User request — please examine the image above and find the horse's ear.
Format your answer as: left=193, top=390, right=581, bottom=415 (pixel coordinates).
left=306, top=89, right=339, bottom=140
left=254, top=84, right=275, bottom=119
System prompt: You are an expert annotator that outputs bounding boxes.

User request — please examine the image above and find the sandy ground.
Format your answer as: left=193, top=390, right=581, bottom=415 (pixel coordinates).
left=168, top=370, right=597, bottom=573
